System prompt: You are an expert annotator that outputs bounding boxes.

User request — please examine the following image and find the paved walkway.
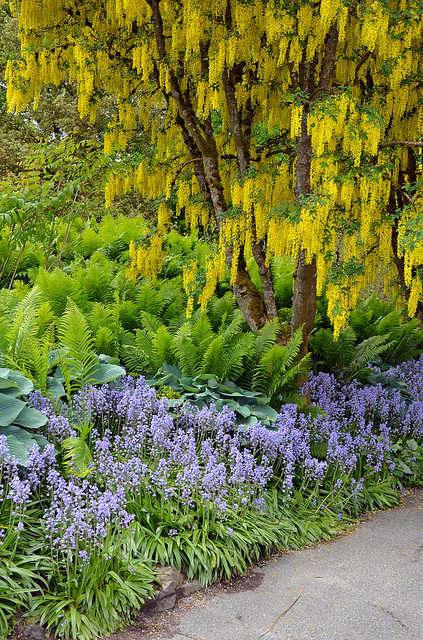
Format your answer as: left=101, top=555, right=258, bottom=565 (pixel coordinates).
left=118, top=489, right=423, bottom=640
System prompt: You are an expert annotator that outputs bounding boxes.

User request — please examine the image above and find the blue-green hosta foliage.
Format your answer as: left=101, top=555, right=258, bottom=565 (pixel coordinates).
left=148, top=368, right=280, bottom=428
left=124, top=311, right=307, bottom=408
left=0, top=367, right=48, bottom=465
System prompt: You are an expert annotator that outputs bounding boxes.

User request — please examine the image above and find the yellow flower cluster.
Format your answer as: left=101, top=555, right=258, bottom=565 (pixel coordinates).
left=126, top=235, right=166, bottom=284
left=157, top=203, right=172, bottom=234
left=408, top=278, right=422, bottom=318
left=327, top=281, right=361, bottom=339
left=378, top=223, right=392, bottom=264
left=198, top=256, right=220, bottom=311
left=182, top=260, right=197, bottom=318
left=290, top=105, right=303, bottom=139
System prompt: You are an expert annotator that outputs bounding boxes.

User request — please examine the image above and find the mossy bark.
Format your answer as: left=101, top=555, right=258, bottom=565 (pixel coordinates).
left=226, top=246, right=276, bottom=331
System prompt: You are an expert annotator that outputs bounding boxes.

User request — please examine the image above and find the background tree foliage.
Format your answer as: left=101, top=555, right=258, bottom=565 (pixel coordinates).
left=3, top=0, right=423, bottom=354
left=0, top=5, right=155, bottom=285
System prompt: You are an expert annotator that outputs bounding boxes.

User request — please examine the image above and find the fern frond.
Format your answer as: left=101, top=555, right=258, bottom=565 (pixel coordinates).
left=57, top=300, right=97, bottom=397
left=88, top=302, right=116, bottom=334
left=215, top=335, right=254, bottom=382
left=121, top=328, right=157, bottom=375
left=20, top=322, right=57, bottom=392
left=252, top=327, right=305, bottom=401
left=172, top=324, right=202, bottom=377
left=167, top=310, right=192, bottom=333
left=278, top=325, right=304, bottom=369
left=208, top=294, right=238, bottom=331
left=7, top=286, right=42, bottom=361
left=61, top=437, right=93, bottom=477
left=36, top=301, right=55, bottom=337
left=140, top=311, right=165, bottom=335
left=348, top=334, right=394, bottom=379
left=190, top=314, right=214, bottom=348
left=219, top=313, right=245, bottom=341
left=310, top=326, right=356, bottom=372
left=151, top=325, right=174, bottom=370
left=94, top=326, right=118, bottom=357
left=36, top=268, right=82, bottom=315
left=200, top=336, right=226, bottom=378
left=382, top=319, right=423, bottom=365
left=136, top=282, right=164, bottom=316
left=239, top=318, right=279, bottom=389
left=134, top=328, right=154, bottom=358
left=121, top=346, right=152, bottom=375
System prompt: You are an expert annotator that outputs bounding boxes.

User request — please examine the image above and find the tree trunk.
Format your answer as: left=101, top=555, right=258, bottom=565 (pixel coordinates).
left=291, top=252, right=317, bottom=360
left=226, top=246, right=273, bottom=331
left=250, top=240, right=279, bottom=320
left=291, top=106, right=317, bottom=358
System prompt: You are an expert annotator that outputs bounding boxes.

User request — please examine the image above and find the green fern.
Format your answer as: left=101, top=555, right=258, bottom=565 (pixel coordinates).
left=151, top=325, right=173, bottom=370
left=239, top=318, right=280, bottom=390
left=190, top=314, right=215, bottom=349
left=199, top=313, right=254, bottom=381
left=160, top=280, right=185, bottom=316
left=119, top=300, right=139, bottom=331
left=57, top=300, right=98, bottom=400
left=136, top=282, right=165, bottom=316
left=73, top=257, right=114, bottom=306
left=310, top=326, right=357, bottom=372
left=61, top=436, right=93, bottom=477
left=0, top=319, right=9, bottom=364
left=36, top=268, right=83, bottom=315
left=252, top=327, right=307, bottom=403
left=88, top=303, right=120, bottom=357
left=121, top=324, right=170, bottom=376
left=88, top=302, right=117, bottom=334
left=208, top=293, right=238, bottom=331
left=167, top=309, right=197, bottom=333
left=140, top=311, right=165, bottom=334
left=200, top=336, right=227, bottom=379
left=6, top=286, right=42, bottom=362
left=375, top=315, right=423, bottom=364
left=21, top=323, right=57, bottom=393
left=210, top=335, right=253, bottom=381
left=172, top=324, right=204, bottom=377
left=347, top=334, right=395, bottom=380
left=36, top=301, right=55, bottom=336
left=94, top=326, right=118, bottom=357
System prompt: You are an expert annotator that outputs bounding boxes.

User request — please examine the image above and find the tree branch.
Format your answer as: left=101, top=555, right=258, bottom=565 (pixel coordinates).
left=312, top=23, right=338, bottom=100
left=222, top=66, right=250, bottom=175
left=354, top=50, right=372, bottom=81
left=149, top=0, right=209, bottom=153
left=379, top=141, right=423, bottom=149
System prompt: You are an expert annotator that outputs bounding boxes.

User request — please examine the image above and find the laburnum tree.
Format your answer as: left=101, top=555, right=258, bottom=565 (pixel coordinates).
left=4, top=0, right=423, bottom=356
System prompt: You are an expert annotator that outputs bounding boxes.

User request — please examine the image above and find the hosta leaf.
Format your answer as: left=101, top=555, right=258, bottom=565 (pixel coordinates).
left=162, top=363, right=183, bottom=377
left=236, top=404, right=251, bottom=418
left=89, top=363, right=125, bottom=385
left=0, top=396, right=26, bottom=426
left=46, top=376, right=66, bottom=397
left=250, top=405, right=279, bottom=421
left=0, top=378, right=18, bottom=390
left=7, top=371, right=34, bottom=395
left=181, top=385, right=200, bottom=393
left=13, top=406, right=48, bottom=429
